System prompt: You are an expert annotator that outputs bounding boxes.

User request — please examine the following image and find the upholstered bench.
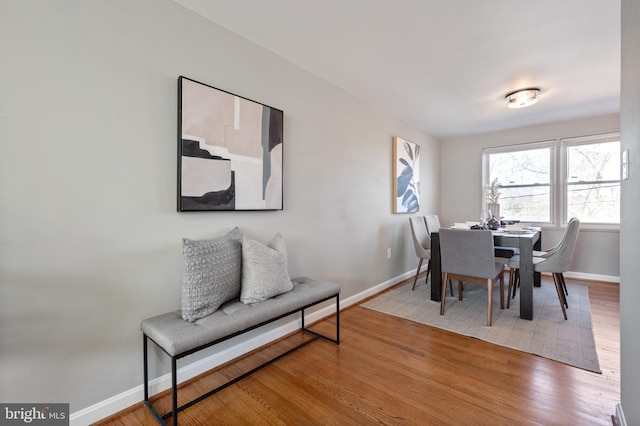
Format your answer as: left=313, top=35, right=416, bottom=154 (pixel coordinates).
left=141, top=228, right=340, bottom=426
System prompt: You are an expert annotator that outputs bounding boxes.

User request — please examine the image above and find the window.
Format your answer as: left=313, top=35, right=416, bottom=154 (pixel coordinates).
left=563, top=134, right=620, bottom=224
left=482, top=132, right=620, bottom=226
left=483, top=141, right=554, bottom=223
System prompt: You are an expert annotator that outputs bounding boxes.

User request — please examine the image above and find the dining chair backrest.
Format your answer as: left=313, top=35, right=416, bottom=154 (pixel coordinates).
left=534, top=218, right=581, bottom=273
left=540, top=217, right=580, bottom=257
left=424, top=214, right=441, bottom=236
left=439, top=228, right=496, bottom=279
left=409, top=216, right=431, bottom=258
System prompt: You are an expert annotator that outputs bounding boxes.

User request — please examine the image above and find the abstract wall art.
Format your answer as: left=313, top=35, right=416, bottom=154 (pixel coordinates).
left=178, top=76, right=283, bottom=211
left=392, top=136, right=420, bottom=213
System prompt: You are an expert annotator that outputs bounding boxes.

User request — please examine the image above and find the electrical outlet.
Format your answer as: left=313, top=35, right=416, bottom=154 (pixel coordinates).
left=387, top=248, right=392, bottom=259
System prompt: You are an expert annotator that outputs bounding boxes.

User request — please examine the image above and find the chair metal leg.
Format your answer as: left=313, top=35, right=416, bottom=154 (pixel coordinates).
left=440, top=273, right=448, bottom=315
left=552, top=273, right=568, bottom=320
left=412, top=258, right=423, bottom=290
left=507, top=268, right=519, bottom=309
left=499, top=273, right=505, bottom=310
left=487, top=278, right=493, bottom=326
left=507, top=269, right=513, bottom=309
left=425, top=259, right=431, bottom=284
left=558, top=274, right=568, bottom=309
left=551, top=273, right=568, bottom=310
left=559, top=273, right=569, bottom=303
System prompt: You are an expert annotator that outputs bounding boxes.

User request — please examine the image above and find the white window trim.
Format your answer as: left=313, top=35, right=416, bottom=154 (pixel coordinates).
left=482, top=133, right=620, bottom=231
left=560, top=132, right=621, bottom=230
left=482, top=140, right=555, bottom=226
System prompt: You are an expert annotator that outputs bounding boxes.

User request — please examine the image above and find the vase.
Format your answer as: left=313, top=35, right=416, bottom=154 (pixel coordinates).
left=488, top=203, right=500, bottom=219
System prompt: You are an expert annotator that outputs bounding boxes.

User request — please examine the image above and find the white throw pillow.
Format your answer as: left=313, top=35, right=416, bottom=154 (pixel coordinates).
left=240, top=233, right=293, bottom=304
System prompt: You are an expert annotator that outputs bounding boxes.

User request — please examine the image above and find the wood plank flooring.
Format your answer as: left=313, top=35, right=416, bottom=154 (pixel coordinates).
left=96, top=277, right=619, bottom=425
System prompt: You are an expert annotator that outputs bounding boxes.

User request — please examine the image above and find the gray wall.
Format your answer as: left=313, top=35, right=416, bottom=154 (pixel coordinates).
left=440, top=113, right=621, bottom=280
left=621, top=0, right=639, bottom=423
left=0, top=0, right=440, bottom=414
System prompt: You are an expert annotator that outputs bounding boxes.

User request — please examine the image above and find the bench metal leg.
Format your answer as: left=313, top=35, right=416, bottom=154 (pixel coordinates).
left=171, top=357, right=178, bottom=426
left=142, top=333, right=178, bottom=425
left=301, top=294, right=340, bottom=345
left=336, top=296, right=340, bottom=343
left=143, top=335, right=149, bottom=402
left=143, top=294, right=340, bottom=425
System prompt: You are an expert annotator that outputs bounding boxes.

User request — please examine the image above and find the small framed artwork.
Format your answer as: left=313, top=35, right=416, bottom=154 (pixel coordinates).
left=392, top=136, right=420, bottom=213
left=178, top=76, right=283, bottom=211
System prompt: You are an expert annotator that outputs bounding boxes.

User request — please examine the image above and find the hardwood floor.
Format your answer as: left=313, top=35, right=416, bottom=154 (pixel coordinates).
left=96, top=276, right=619, bottom=425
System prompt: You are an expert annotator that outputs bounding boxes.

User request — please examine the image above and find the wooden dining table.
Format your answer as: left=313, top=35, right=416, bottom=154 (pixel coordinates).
left=429, top=228, right=542, bottom=320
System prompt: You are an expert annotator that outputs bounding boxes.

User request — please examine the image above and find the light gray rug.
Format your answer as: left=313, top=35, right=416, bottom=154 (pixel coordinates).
left=362, top=278, right=601, bottom=373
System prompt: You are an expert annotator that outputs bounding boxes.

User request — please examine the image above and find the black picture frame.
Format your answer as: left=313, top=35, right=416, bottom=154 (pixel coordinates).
left=177, top=76, right=283, bottom=211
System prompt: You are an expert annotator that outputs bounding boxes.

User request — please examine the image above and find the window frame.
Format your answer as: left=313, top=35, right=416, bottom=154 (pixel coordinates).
left=560, top=132, right=621, bottom=227
left=482, top=132, right=621, bottom=229
left=482, top=140, right=556, bottom=226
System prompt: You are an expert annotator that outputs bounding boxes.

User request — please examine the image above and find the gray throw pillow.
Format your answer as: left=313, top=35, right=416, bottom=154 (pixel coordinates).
left=181, top=227, right=242, bottom=322
left=240, top=233, right=293, bottom=304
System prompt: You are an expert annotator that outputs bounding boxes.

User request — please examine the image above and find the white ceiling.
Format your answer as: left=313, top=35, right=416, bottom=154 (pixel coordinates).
left=173, top=0, right=621, bottom=139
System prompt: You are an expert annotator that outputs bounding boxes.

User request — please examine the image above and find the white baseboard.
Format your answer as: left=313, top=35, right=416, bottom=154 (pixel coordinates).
left=340, top=269, right=416, bottom=307
left=70, top=271, right=413, bottom=425
left=615, top=403, right=627, bottom=426
left=562, top=271, right=620, bottom=283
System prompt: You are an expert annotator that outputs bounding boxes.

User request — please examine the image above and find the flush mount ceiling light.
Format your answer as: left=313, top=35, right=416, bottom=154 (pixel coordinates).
left=505, top=88, right=540, bottom=108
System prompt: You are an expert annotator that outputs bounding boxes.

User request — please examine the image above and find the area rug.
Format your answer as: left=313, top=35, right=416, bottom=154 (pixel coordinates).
left=361, top=278, right=601, bottom=373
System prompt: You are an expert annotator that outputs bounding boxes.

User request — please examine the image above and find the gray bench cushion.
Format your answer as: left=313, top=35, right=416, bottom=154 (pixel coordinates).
left=141, top=277, right=340, bottom=356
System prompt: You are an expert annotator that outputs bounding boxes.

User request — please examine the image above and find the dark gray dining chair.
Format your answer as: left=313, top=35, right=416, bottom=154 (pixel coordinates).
left=439, top=228, right=505, bottom=326
left=507, top=218, right=581, bottom=319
